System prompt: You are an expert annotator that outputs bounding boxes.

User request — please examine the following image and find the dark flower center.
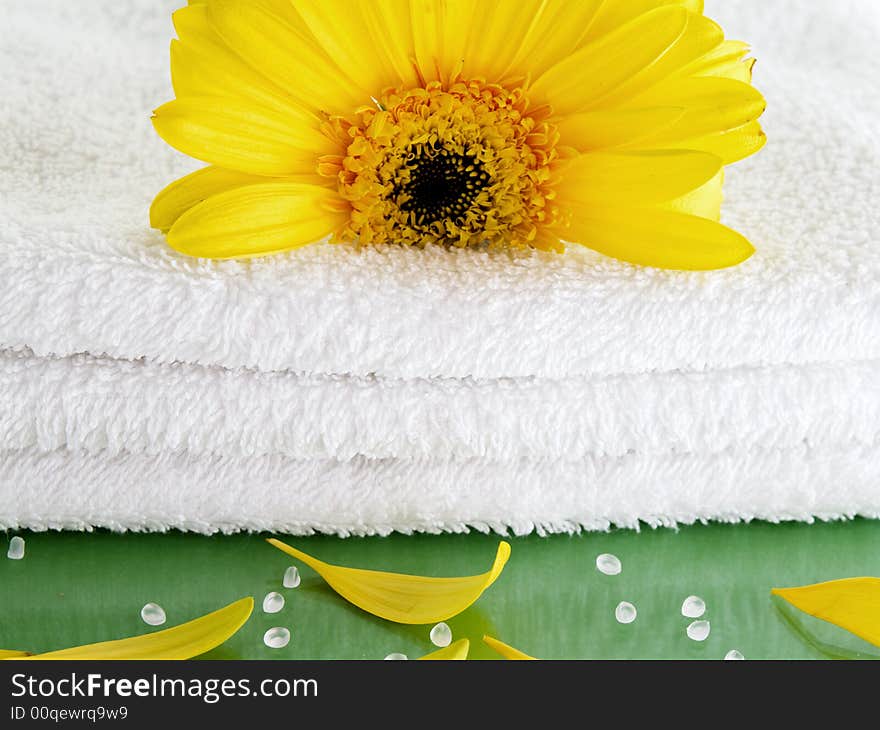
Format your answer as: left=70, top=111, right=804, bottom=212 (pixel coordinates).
left=395, top=145, right=490, bottom=229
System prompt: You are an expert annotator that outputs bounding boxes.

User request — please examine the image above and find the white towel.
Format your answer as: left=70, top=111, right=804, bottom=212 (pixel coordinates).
left=4, top=443, right=880, bottom=536
left=1, top=0, right=878, bottom=535
left=2, top=349, right=879, bottom=463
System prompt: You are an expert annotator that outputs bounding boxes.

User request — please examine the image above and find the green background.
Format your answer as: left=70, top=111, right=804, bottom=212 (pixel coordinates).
left=3, top=520, right=880, bottom=660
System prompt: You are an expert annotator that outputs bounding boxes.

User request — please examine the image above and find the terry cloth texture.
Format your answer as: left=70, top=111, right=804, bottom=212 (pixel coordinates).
left=1, top=0, right=879, bottom=535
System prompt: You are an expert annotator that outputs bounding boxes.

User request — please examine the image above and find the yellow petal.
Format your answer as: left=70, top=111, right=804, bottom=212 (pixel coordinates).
left=502, top=0, right=605, bottom=82
left=697, top=56, right=755, bottom=84
left=150, top=166, right=266, bottom=232
left=360, top=0, right=420, bottom=89
left=208, top=0, right=365, bottom=115
left=409, top=0, right=471, bottom=83
left=675, top=119, right=767, bottom=165
left=582, top=0, right=703, bottom=42
left=0, top=650, right=31, bottom=659
left=293, top=0, right=409, bottom=93
left=676, top=39, right=752, bottom=79
left=558, top=150, right=722, bottom=207
left=457, top=0, right=548, bottom=83
left=418, top=638, right=470, bottom=660
left=152, top=96, right=336, bottom=177
left=267, top=539, right=511, bottom=625
left=772, top=578, right=880, bottom=649
left=773, top=593, right=880, bottom=660
left=482, top=635, right=536, bottom=660
left=649, top=12, right=724, bottom=72
left=627, top=77, right=766, bottom=144
left=167, top=182, right=348, bottom=259
left=594, top=11, right=727, bottom=110
left=661, top=169, right=723, bottom=221
left=564, top=206, right=755, bottom=270
left=171, top=4, right=317, bottom=120
left=530, top=6, right=688, bottom=116
left=9, top=598, right=253, bottom=660
left=557, top=107, right=685, bottom=152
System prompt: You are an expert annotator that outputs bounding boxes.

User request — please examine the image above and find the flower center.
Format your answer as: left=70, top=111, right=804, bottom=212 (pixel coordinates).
left=394, top=144, right=490, bottom=231
left=321, top=79, right=570, bottom=250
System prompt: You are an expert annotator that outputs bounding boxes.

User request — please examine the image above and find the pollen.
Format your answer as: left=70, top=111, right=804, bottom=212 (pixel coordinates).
left=321, top=79, right=571, bottom=251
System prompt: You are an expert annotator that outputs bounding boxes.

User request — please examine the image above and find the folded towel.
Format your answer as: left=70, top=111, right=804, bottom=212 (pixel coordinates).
left=2, top=349, right=879, bottom=463
left=3, top=443, right=879, bottom=536
left=2, top=0, right=879, bottom=382
left=1, top=0, right=878, bottom=536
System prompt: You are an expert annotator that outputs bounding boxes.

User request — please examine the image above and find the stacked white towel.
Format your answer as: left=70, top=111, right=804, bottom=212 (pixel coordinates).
left=1, top=0, right=879, bottom=535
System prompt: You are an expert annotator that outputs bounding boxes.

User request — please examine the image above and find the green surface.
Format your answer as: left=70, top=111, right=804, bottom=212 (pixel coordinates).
left=3, top=520, right=880, bottom=660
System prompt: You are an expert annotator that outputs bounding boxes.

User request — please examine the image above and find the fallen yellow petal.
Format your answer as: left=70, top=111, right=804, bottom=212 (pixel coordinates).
left=267, top=539, right=510, bottom=624
left=418, top=638, right=470, bottom=660
left=0, top=650, right=31, bottom=659
left=482, top=635, right=536, bottom=660
left=772, top=578, right=880, bottom=648
left=6, top=597, right=253, bottom=660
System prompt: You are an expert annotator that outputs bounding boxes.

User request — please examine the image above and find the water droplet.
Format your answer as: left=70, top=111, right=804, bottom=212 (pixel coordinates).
left=615, top=601, right=637, bottom=624
left=596, top=553, right=622, bottom=576
left=140, top=603, right=166, bottom=626
left=724, top=649, right=745, bottom=661
left=687, top=620, right=711, bottom=642
left=262, top=592, right=285, bottom=614
left=6, top=536, right=25, bottom=560
left=681, top=595, right=706, bottom=618
left=430, top=622, right=452, bottom=648
left=283, top=566, right=301, bottom=589
left=263, top=627, right=291, bottom=649
left=384, top=653, right=408, bottom=660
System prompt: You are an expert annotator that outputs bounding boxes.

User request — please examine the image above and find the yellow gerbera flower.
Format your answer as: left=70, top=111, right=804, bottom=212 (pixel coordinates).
left=151, top=0, right=766, bottom=270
